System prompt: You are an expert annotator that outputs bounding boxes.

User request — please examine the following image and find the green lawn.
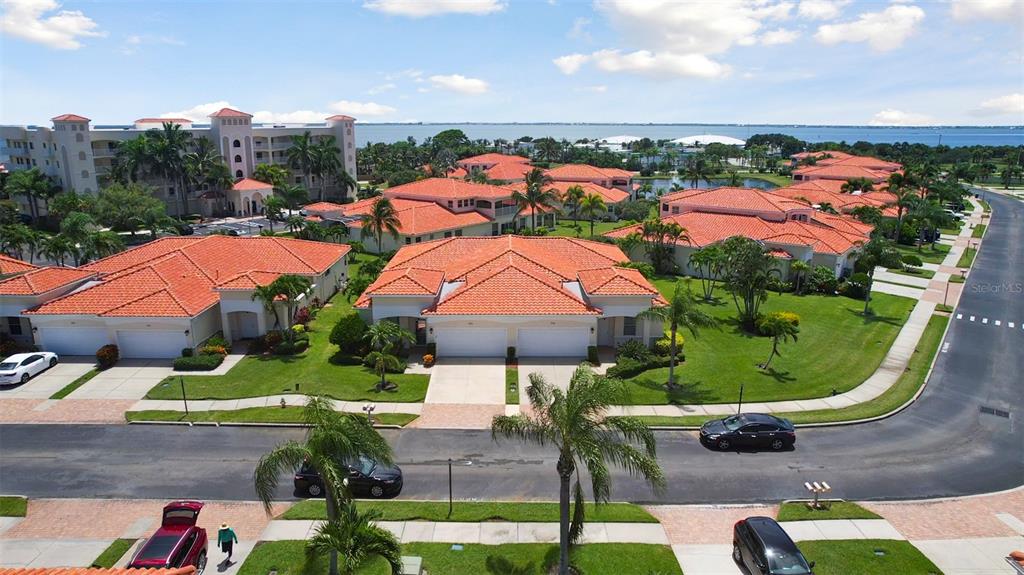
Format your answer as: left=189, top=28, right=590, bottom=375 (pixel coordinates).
left=777, top=501, right=881, bottom=522
left=240, top=541, right=681, bottom=575
left=742, top=172, right=793, bottom=186
left=280, top=500, right=657, bottom=523
left=125, top=408, right=418, bottom=427
left=957, top=247, right=977, bottom=268
left=549, top=219, right=635, bottom=238
left=617, top=277, right=916, bottom=405
left=50, top=368, right=98, bottom=399
left=0, top=496, right=27, bottom=517
left=92, top=538, right=137, bottom=568
left=894, top=243, right=951, bottom=265
left=972, top=224, right=987, bottom=238
left=632, top=314, right=948, bottom=427
left=506, top=368, right=519, bottom=404
left=888, top=267, right=935, bottom=280
left=145, top=286, right=430, bottom=403
left=798, top=540, right=944, bottom=575
left=949, top=274, right=965, bottom=283
left=980, top=199, right=991, bottom=213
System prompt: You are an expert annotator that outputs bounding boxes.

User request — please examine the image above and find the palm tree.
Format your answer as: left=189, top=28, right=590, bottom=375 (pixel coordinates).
left=892, top=187, right=919, bottom=243
left=141, top=206, right=178, bottom=240
left=638, top=282, right=715, bottom=389
left=578, top=193, right=606, bottom=237
left=513, top=168, right=558, bottom=232
left=112, top=136, right=151, bottom=183
left=287, top=131, right=318, bottom=197
left=5, top=168, right=53, bottom=223
left=263, top=196, right=287, bottom=233
left=306, top=501, right=402, bottom=575
left=336, top=169, right=357, bottom=201
left=562, top=184, right=585, bottom=227
left=360, top=197, right=402, bottom=254
left=363, top=349, right=403, bottom=392
left=789, top=260, right=810, bottom=294
left=254, top=396, right=393, bottom=575
left=287, top=214, right=306, bottom=234
left=183, top=137, right=220, bottom=204
left=277, top=184, right=309, bottom=211
left=491, top=365, right=665, bottom=575
left=841, top=178, right=875, bottom=194
left=59, top=211, right=96, bottom=266
left=147, top=122, right=193, bottom=216
left=364, top=321, right=415, bottom=353
left=253, top=164, right=289, bottom=188
left=758, top=314, right=799, bottom=370
left=854, top=236, right=905, bottom=315
left=42, top=234, right=75, bottom=266
left=81, top=231, right=124, bottom=263
left=910, top=199, right=949, bottom=252
left=314, top=136, right=343, bottom=201
left=251, top=274, right=312, bottom=339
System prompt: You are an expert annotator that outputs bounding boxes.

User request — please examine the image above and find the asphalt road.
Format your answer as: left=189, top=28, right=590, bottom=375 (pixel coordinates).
left=1, top=192, right=1021, bottom=504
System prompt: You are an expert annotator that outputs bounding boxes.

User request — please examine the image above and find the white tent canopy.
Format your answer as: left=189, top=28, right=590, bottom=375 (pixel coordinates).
left=672, top=134, right=746, bottom=146
left=599, top=135, right=644, bottom=145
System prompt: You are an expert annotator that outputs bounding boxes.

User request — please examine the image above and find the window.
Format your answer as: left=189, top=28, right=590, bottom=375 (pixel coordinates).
left=81, top=170, right=89, bottom=178
left=295, top=176, right=302, bottom=183
left=491, top=223, right=500, bottom=236
left=28, top=142, right=33, bottom=149
left=233, top=139, right=241, bottom=148
left=168, top=186, right=175, bottom=196
left=6, top=317, right=22, bottom=336
left=623, top=317, right=637, bottom=336
left=455, top=229, right=463, bottom=237
left=444, top=231, right=452, bottom=238
left=234, top=154, right=242, bottom=163
left=255, top=152, right=263, bottom=159
left=661, top=203, right=669, bottom=211
left=671, top=206, right=680, bottom=215
left=78, top=151, right=86, bottom=161
left=447, top=201, right=453, bottom=208
left=415, top=237, right=421, bottom=243
left=235, top=170, right=243, bottom=178
left=75, top=133, right=84, bottom=143
left=405, top=237, right=411, bottom=245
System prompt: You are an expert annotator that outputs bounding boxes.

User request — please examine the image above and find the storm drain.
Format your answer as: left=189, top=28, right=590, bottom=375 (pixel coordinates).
left=980, top=405, right=1011, bottom=418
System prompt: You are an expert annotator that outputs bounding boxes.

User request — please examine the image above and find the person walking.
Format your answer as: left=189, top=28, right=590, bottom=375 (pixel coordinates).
left=217, top=523, right=238, bottom=562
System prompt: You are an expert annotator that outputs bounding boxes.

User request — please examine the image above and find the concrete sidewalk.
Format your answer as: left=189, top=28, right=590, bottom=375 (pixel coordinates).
left=128, top=396, right=423, bottom=415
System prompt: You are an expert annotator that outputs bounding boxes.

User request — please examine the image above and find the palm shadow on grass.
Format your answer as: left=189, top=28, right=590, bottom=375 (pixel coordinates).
left=845, top=307, right=904, bottom=327
left=627, top=376, right=717, bottom=405
left=757, top=367, right=797, bottom=384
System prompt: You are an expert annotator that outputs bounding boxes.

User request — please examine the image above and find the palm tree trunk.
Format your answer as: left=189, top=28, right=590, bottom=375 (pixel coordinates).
left=764, top=339, right=778, bottom=369
left=325, top=492, right=340, bottom=575
left=667, top=323, right=678, bottom=389
left=863, top=271, right=873, bottom=315
left=589, top=217, right=595, bottom=238
left=557, top=457, right=572, bottom=575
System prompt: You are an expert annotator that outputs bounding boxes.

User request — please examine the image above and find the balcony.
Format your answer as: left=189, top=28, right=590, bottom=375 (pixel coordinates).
left=494, top=206, right=518, bottom=218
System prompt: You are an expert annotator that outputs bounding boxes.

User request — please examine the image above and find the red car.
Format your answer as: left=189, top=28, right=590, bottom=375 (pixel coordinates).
left=128, top=501, right=208, bottom=573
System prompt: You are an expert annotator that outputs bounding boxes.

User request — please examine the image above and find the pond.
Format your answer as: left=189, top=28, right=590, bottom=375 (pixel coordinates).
left=639, top=177, right=777, bottom=197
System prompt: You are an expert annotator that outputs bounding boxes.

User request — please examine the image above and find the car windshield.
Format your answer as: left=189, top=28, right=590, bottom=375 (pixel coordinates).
left=352, top=455, right=376, bottom=475
left=0, top=363, right=16, bottom=370
left=766, top=548, right=812, bottom=574
left=135, top=535, right=179, bottom=561
left=722, top=415, right=746, bottom=431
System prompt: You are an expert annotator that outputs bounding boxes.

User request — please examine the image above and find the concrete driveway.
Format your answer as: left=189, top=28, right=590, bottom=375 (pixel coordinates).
left=424, top=357, right=505, bottom=404
left=517, top=357, right=583, bottom=404
left=0, top=357, right=95, bottom=399
left=66, top=359, right=175, bottom=400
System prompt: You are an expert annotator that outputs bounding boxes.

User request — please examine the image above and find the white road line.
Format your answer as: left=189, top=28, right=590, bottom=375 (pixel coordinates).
left=983, top=318, right=989, bottom=324
left=1010, top=322, right=1016, bottom=329
left=995, top=320, right=1002, bottom=326
left=957, top=313, right=963, bottom=319
left=970, top=316, right=976, bottom=322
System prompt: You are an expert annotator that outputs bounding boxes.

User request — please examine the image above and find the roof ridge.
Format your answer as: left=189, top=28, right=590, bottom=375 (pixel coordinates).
left=24, top=264, right=161, bottom=313
left=434, top=264, right=594, bottom=313
left=100, top=288, right=190, bottom=317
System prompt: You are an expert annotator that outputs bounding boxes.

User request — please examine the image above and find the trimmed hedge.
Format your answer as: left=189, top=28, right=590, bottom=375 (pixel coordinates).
left=173, top=354, right=224, bottom=371
left=587, top=345, right=600, bottom=366
left=606, top=355, right=673, bottom=379
left=329, top=312, right=367, bottom=354
left=273, top=336, right=310, bottom=356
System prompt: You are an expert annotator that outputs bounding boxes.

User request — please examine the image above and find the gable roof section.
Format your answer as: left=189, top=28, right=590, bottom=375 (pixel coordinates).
left=458, top=153, right=530, bottom=165
left=325, top=114, right=355, bottom=121
left=385, top=178, right=514, bottom=201
left=578, top=267, right=659, bottom=296
left=0, top=254, right=37, bottom=276
left=484, top=161, right=534, bottom=181
left=303, top=201, right=348, bottom=214
left=232, top=178, right=272, bottom=191
left=793, top=163, right=891, bottom=181
left=545, top=164, right=633, bottom=181
left=343, top=197, right=490, bottom=236
left=365, top=268, right=445, bottom=296
left=661, top=186, right=810, bottom=215
left=0, top=267, right=95, bottom=296
left=426, top=265, right=599, bottom=316
left=51, top=114, right=90, bottom=122
left=209, top=108, right=252, bottom=118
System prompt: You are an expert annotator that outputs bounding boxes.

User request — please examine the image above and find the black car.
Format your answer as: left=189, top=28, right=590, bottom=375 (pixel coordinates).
left=699, top=413, right=795, bottom=451
left=734, top=516, right=814, bottom=575
left=294, top=455, right=403, bottom=499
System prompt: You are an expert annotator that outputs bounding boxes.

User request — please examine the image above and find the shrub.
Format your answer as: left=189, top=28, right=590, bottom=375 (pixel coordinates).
left=205, top=334, right=229, bottom=349
left=767, top=276, right=793, bottom=293
left=756, top=311, right=801, bottom=336
left=361, top=354, right=407, bottom=373
left=842, top=272, right=871, bottom=300
left=273, top=339, right=310, bottom=356
left=263, top=330, right=284, bottom=350
left=653, top=332, right=686, bottom=356
left=181, top=347, right=194, bottom=357
left=96, top=344, right=119, bottom=369
left=329, top=312, right=367, bottom=354
left=173, top=354, right=224, bottom=371
left=422, top=353, right=434, bottom=366
left=292, top=324, right=306, bottom=334
left=199, top=345, right=228, bottom=356
left=606, top=355, right=673, bottom=379
left=507, top=346, right=516, bottom=361
left=902, top=254, right=923, bottom=268
left=294, top=306, right=311, bottom=326
left=804, top=265, right=839, bottom=294
left=587, top=345, right=600, bottom=366
left=616, top=339, right=652, bottom=361
left=616, top=261, right=655, bottom=279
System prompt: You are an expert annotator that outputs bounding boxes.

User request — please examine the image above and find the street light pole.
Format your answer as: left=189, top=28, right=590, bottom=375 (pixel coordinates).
left=447, top=458, right=453, bottom=518
left=737, top=383, right=744, bottom=414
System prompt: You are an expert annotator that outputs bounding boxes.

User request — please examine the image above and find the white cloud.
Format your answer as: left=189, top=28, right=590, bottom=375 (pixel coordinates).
left=328, top=100, right=398, bottom=116
left=588, top=49, right=731, bottom=79
left=163, top=101, right=235, bottom=123
left=367, top=83, right=397, bottom=95
left=951, top=0, right=1023, bottom=23
left=869, top=108, right=935, bottom=126
left=120, top=33, right=184, bottom=55
left=553, top=53, right=589, bottom=75
left=363, top=0, right=505, bottom=17
left=0, top=0, right=104, bottom=50
left=252, top=110, right=328, bottom=124
left=576, top=85, right=608, bottom=93
left=815, top=4, right=925, bottom=52
left=761, top=28, right=800, bottom=45
left=797, top=0, right=850, bottom=20
left=567, top=16, right=591, bottom=41
left=428, top=74, right=489, bottom=94
left=972, top=93, right=1024, bottom=116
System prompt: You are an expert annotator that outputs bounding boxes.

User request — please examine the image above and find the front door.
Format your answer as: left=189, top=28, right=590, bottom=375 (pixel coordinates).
left=415, top=319, right=427, bottom=345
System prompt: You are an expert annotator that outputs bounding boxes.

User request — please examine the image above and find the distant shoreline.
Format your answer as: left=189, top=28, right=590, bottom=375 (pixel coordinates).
left=356, top=122, right=1022, bottom=129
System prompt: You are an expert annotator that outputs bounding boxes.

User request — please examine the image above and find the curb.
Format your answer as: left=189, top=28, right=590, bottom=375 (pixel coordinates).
left=126, top=420, right=403, bottom=430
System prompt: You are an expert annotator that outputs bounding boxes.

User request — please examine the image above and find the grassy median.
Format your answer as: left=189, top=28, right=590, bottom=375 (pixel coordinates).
left=280, top=500, right=657, bottom=523
left=125, top=407, right=417, bottom=427
left=49, top=368, right=99, bottom=400
left=0, top=496, right=27, bottom=517
left=92, top=538, right=136, bottom=568
left=777, top=501, right=881, bottom=522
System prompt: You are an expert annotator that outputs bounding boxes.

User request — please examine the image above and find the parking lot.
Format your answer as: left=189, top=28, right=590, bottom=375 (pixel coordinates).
left=192, top=216, right=277, bottom=236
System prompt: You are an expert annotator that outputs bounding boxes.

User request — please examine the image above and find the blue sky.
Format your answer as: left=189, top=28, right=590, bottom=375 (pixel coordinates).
left=1, top=0, right=1022, bottom=126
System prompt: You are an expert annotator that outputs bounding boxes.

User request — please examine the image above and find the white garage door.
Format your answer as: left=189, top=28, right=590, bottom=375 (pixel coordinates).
left=116, top=330, right=188, bottom=359
left=517, top=328, right=590, bottom=357
left=434, top=328, right=507, bottom=357
left=37, top=327, right=111, bottom=356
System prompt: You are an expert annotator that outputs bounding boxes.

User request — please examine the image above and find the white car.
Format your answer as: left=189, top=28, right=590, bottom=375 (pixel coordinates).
left=0, top=352, right=59, bottom=386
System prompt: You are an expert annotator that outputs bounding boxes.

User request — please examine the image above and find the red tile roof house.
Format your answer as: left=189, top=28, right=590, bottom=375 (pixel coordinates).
left=606, top=187, right=871, bottom=280
left=544, top=164, right=636, bottom=199
left=455, top=153, right=533, bottom=182
left=303, top=178, right=560, bottom=253
left=354, top=236, right=667, bottom=357
left=4, top=236, right=349, bottom=358
left=791, top=152, right=902, bottom=184
left=0, top=256, right=97, bottom=346
left=772, top=180, right=899, bottom=218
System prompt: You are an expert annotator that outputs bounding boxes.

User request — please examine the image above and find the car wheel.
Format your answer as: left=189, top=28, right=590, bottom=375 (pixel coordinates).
left=49, top=358, right=57, bottom=368
left=717, top=438, right=731, bottom=450
left=732, top=543, right=742, bottom=563
left=195, top=551, right=207, bottom=575
left=307, top=483, right=323, bottom=497
left=20, top=373, right=28, bottom=384
left=370, top=485, right=384, bottom=498
left=771, top=439, right=785, bottom=451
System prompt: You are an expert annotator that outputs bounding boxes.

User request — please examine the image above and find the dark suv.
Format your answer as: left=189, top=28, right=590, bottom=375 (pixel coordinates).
left=294, top=455, right=403, bottom=499
left=733, top=516, right=814, bottom=575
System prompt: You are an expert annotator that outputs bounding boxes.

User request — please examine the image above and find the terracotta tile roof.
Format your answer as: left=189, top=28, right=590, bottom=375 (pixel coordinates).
left=365, top=267, right=445, bottom=296
left=385, top=178, right=515, bottom=201
left=0, top=254, right=37, bottom=275
left=545, top=164, right=634, bottom=181
left=791, top=150, right=852, bottom=161
left=51, top=114, right=89, bottom=122
left=0, top=267, right=95, bottom=296
left=215, top=270, right=282, bottom=290
left=661, top=187, right=810, bottom=215
left=303, top=201, right=348, bottom=214
left=209, top=107, right=252, bottom=118
left=793, top=163, right=891, bottom=181
left=483, top=162, right=534, bottom=181
left=457, top=153, right=530, bottom=166
left=135, top=118, right=192, bottom=124
left=0, top=568, right=195, bottom=575
left=358, top=236, right=662, bottom=315
left=817, top=154, right=902, bottom=171
left=28, top=237, right=348, bottom=318
left=343, top=197, right=490, bottom=236
left=232, top=178, right=272, bottom=191
left=326, top=114, right=355, bottom=121
left=769, top=249, right=793, bottom=259
left=547, top=181, right=631, bottom=204
left=773, top=183, right=896, bottom=216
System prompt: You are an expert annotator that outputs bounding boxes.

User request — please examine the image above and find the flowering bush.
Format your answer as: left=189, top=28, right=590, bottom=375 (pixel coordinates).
left=422, top=353, right=434, bottom=366
left=199, top=345, right=228, bottom=356
left=653, top=332, right=686, bottom=356
left=292, top=324, right=306, bottom=334
left=756, top=311, right=801, bottom=336
left=263, top=330, right=284, bottom=349
left=294, top=307, right=311, bottom=326
left=96, top=344, right=119, bottom=369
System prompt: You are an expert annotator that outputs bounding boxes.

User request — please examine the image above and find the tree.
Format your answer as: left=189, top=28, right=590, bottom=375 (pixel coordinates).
left=183, top=137, right=221, bottom=210
left=5, top=168, right=56, bottom=223
left=363, top=349, right=403, bottom=392
left=251, top=274, right=313, bottom=340
left=254, top=396, right=393, bottom=575
left=147, top=122, right=193, bottom=216
left=683, top=154, right=713, bottom=187
left=578, top=193, right=606, bottom=237
left=253, top=164, right=289, bottom=188
left=314, top=136, right=343, bottom=201
left=562, top=184, right=585, bottom=227
left=849, top=205, right=883, bottom=225
left=306, top=501, right=402, bottom=575
left=42, top=234, right=75, bottom=266
left=111, top=136, right=151, bottom=184
left=50, top=191, right=95, bottom=221
left=513, top=169, right=558, bottom=232
left=720, top=236, right=778, bottom=329
left=277, top=184, right=309, bottom=210
left=638, top=282, right=715, bottom=389
left=910, top=199, right=948, bottom=252
left=840, top=178, right=875, bottom=194
left=81, top=230, right=124, bottom=263
left=688, top=244, right=725, bottom=301
left=853, top=236, right=904, bottom=315
left=140, top=205, right=178, bottom=240
left=93, top=183, right=166, bottom=236
left=789, top=259, right=810, bottom=294
left=637, top=219, right=685, bottom=275
left=757, top=313, right=799, bottom=370
left=363, top=320, right=415, bottom=353
left=263, top=196, right=287, bottom=233
left=491, top=365, right=664, bottom=575
left=360, top=197, right=402, bottom=254
left=287, top=131, right=318, bottom=197
left=59, top=211, right=97, bottom=266
left=0, top=223, right=40, bottom=261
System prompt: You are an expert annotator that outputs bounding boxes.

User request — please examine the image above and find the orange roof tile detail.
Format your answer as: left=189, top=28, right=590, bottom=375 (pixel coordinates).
left=661, top=187, right=810, bottom=215
left=511, top=181, right=631, bottom=205
left=792, top=164, right=890, bottom=181
left=484, top=162, right=534, bottom=181
left=385, top=178, right=515, bottom=201
left=458, top=153, right=531, bottom=165
left=0, top=254, right=38, bottom=275
left=578, top=267, right=659, bottom=296
left=427, top=266, right=599, bottom=316
left=209, top=107, right=252, bottom=118
left=232, top=178, right=272, bottom=191
left=326, top=114, right=355, bottom=121
left=303, top=202, right=348, bottom=214
left=0, top=267, right=95, bottom=296
left=365, top=268, right=445, bottom=296
left=545, top=164, right=634, bottom=181
left=51, top=114, right=90, bottom=122
left=28, top=237, right=348, bottom=318
left=215, top=270, right=282, bottom=290
left=343, top=197, right=490, bottom=236
left=0, top=568, right=195, bottom=575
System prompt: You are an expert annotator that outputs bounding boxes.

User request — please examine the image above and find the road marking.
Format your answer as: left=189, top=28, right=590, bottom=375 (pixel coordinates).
left=995, top=320, right=1001, bottom=326
left=983, top=318, right=989, bottom=324
left=941, top=342, right=950, bottom=353
left=970, top=316, right=976, bottom=322
left=957, top=313, right=963, bottom=319
left=1010, top=322, right=1016, bottom=329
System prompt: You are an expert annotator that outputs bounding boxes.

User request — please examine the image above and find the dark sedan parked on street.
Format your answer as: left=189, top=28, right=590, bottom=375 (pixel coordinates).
left=294, top=455, right=403, bottom=498
left=700, top=413, right=796, bottom=451
left=734, top=516, right=814, bottom=574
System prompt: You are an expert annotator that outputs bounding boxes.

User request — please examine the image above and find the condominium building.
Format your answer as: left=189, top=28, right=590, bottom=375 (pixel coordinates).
left=0, top=108, right=358, bottom=216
